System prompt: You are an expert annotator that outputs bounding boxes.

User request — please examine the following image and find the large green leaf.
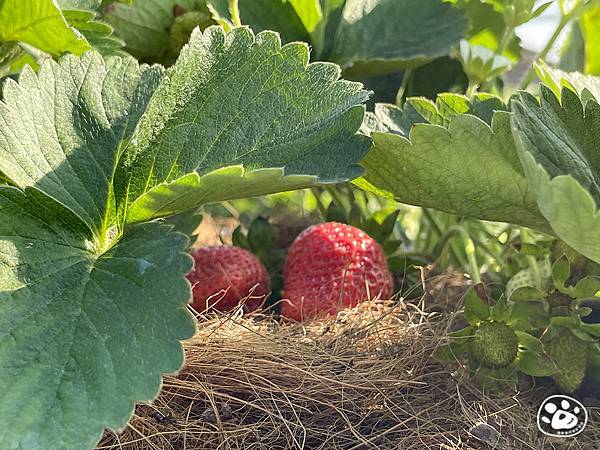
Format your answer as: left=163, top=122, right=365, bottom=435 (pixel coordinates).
left=330, top=0, right=468, bottom=76
left=0, top=53, right=163, bottom=238
left=511, top=79, right=600, bottom=263
left=357, top=97, right=550, bottom=231
left=0, top=25, right=369, bottom=448
left=0, top=187, right=195, bottom=449
left=0, top=0, right=91, bottom=56
left=119, top=26, right=370, bottom=220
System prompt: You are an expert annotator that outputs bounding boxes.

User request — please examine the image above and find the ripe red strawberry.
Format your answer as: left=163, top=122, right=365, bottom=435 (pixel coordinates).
left=187, top=245, right=271, bottom=313
left=281, top=222, right=393, bottom=321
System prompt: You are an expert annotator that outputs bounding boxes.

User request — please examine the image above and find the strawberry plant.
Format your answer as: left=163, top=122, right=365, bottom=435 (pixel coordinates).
left=0, top=24, right=371, bottom=448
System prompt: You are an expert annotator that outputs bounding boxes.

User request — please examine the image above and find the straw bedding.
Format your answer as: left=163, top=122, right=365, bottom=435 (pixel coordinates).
left=98, top=294, right=599, bottom=450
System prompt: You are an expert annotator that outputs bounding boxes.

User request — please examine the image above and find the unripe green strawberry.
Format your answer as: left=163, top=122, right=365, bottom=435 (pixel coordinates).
left=472, top=321, right=518, bottom=368
left=545, top=332, right=587, bottom=393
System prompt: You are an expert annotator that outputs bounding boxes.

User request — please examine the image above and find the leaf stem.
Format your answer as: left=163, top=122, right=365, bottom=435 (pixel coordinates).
left=519, top=5, right=584, bottom=90
left=395, top=68, right=413, bottom=106
left=229, top=0, right=242, bottom=27
left=458, top=227, right=481, bottom=285
left=466, top=80, right=479, bottom=97
left=310, top=187, right=329, bottom=219
left=497, top=25, right=515, bottom=56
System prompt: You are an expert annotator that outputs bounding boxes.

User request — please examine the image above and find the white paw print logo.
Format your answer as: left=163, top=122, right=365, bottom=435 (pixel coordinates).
left=537, top=395, right=588, bottom=438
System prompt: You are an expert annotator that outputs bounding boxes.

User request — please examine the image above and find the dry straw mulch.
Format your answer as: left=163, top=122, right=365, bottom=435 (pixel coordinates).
left=98, top=298, right=599, bottom=450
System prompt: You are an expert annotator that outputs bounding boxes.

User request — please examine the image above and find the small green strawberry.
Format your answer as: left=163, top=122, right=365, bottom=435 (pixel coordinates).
left=545, top=332, right=588, bottom=393
left=472, top=321, right=518, bottom=368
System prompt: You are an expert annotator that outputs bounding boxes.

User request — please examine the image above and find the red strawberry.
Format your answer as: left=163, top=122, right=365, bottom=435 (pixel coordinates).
left=281, top=222, right=393, bottom=321
left=187, top=245, right=271, bottom=313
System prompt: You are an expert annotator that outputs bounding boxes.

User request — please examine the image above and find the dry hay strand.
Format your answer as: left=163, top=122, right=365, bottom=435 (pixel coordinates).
left=98, top=300, right=599, bottom=450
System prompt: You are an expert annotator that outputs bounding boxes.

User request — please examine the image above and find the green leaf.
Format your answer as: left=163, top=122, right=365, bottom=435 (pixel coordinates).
left=126, top=167, right=319, bottom=223
left=490, top=295, right=510, bottom=321
left=247, top=216, right=275, bottom=252
left=119, top=27, right=370, bottom=222
left=164, top=208, right=203, bottom=248
left=550, top=316, right=581, bottom=329
left=326, top=201, right=347, bottom=223
left=464, top=287, right=490, bottom=325
left=505, top=259, right=551, bottom=300
left=581, top=323, right=600, bottom=337
left=515, top=330, right=543, bottom=354
left=0, top=0, right=91, bottom=56
left=507, top=301, right=549, bottom=331
left=330, top=0, right=468, bottom=76
left=570, top=276, right=600, bottom=298
left=0, top=26, right=370, bottom=448
left=515, top=350, right=557, bottom=376
left=287, top=0, right=322, bottom=33
left=356, top=98, right=550, bottom=232
left=62, top=9, right=125, bottom=56
left=0, top=186, right=196, bottom=449
left=452, top=0, right=522, bottom=62
left=0, top=53, right=163, bottom=238
left=511, top=83, right=600, bottom=264
left=560, top=22, right=585, bottom=73
left=58, top=0, right=103, bottom=9
left=535, top=61, right=600, bottom=105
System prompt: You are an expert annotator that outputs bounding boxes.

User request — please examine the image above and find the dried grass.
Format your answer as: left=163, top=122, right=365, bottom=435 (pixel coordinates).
left=98, top=295, right=599, bottom=450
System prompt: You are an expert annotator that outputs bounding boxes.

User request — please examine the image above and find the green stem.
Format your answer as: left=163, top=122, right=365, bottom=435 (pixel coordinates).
left=310, top=187, right=328, bottom=219
left=422, top=209, right=468, bottom=269
left=520, top=15, right=571, bottom=89
left=459, top=227, right=481, bottom=285
left=395, top=68, right=413, bottom=106
left=325, top=185, right=349, bottom=212
left=229, top=0, right=241, bottom=27
left=466, top=80, right=479, bottom=97
left=497, top=25, right=515, bottom=56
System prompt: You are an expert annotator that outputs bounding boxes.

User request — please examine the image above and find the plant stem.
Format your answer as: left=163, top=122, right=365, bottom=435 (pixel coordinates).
left=422, top=209, right=468, bottom=269
left=310, top=187, right=328, bottom=219
left=325, top=185, right=349, bottom=212
left=520, top=15, right=570, bottom=89
left=466, top=80, right=479, bottom=97
left=457, top=226, right=481, bottom=285
left=229, top=0, right=241, bottom=27
left=497, top=25, right=515, bottom=56
left=395, top=68, right=413, bottom=106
